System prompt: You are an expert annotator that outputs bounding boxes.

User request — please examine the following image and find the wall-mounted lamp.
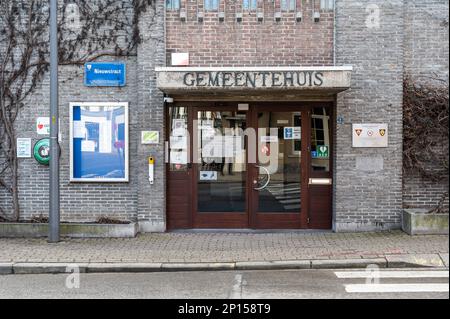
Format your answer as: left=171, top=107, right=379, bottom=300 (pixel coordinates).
left=164, top=97, right=174, bottom=104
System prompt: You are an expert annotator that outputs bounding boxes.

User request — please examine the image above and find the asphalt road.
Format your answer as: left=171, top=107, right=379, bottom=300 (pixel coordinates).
left=0, top=268, right=448, bottom=299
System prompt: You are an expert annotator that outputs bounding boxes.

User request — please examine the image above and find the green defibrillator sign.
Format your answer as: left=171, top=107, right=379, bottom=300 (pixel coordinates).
left=317, top=145, right=329, bottom=158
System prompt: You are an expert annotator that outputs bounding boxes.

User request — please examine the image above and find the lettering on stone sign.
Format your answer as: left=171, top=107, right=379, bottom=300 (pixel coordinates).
left=182, top=71, right=325, bottom=88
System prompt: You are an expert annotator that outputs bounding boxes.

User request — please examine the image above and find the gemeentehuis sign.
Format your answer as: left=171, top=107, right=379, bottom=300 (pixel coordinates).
left=155, top=67, right=352, bottom=93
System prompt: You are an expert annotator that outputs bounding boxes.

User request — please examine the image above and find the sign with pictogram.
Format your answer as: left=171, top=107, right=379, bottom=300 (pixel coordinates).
left=316, top=145, right=329, bottom=158
left=36, top=117, right=50, bottom=135
left=352, top=123, right=388, bottom=147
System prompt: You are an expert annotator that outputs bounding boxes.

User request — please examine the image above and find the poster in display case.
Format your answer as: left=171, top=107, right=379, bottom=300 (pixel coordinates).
left=70, top=102, right=129, bottom=182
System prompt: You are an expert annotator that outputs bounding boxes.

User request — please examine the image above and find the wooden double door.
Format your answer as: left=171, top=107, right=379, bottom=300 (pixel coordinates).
left=166, top=102, right=333, bottom=230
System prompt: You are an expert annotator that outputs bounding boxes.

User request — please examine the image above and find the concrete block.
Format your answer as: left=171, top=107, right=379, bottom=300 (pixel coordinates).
left=138, top=221, right=166, bottom=233
left=402, top=209, right=449, bottom=235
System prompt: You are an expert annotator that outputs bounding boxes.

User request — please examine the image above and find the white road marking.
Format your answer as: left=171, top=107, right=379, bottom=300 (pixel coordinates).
left=345, top=283, right=449, bottom=293
left=230, top=274, right=243, bottom=299
left=335, top=270, right=449, bottom=279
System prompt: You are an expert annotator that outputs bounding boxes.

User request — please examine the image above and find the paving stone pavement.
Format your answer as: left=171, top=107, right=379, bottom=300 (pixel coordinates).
left=0, top=230, right=448, bottom=263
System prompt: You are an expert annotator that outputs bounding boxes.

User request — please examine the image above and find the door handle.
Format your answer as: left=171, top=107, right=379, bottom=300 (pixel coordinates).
left=254, top=165, right=270, bottom=191
left=308, top=178, right=332, bottom=185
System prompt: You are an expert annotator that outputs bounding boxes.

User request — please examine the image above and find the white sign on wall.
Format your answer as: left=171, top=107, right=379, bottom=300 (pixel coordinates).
left=36, top=117, right=50, bottom=135
left=17, top=138, right=32, bottom=158
left=171, top=52, right=189, bottom=66
left=352, top=123, right=388, bottom=148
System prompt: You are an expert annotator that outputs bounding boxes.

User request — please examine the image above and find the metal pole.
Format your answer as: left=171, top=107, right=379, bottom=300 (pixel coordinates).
left=48, top=0, right=60, bottom=243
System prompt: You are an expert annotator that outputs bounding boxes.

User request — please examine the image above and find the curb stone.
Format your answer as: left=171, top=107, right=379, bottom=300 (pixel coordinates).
left=0, top=263, right=13, bottom=275
left=385, top=254, right=445, bottom=268
left=13, top=263, right=88, bottom=274
left=235, top=260, right=310, bottom=270
left=1, top=255, right=448, bottom=275
left=87, top=263, right=162, bottom=273
left=161, top=262, right=235, bottom=271
left=311, top=258, right=387, bottom=269
left=439, top=253, right=449, bottom=268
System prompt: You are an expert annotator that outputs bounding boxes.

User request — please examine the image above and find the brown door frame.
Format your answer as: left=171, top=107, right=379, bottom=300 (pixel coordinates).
left=165, top=101, right=334, bottom=230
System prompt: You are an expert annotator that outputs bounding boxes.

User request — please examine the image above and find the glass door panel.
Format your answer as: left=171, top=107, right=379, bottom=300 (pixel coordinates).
left=256, top=111, right=302, bottom=213
left=169, top=106, right=188, bottom=172
left=196, top=110, right=247, bottom=213
left=310, top=107, right=331, bottom=173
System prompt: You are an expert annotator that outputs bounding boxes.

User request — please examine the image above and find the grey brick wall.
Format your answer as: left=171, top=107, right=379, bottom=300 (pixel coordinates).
left=135, top=0, right=166, bottom=232
left=402, top=0, right=449, bottom=212
left=334, top=0, right=405, bottom=231
left=1, top=1, right=165, bottom=226
left=14, top=59, right=140, bottom=223
left=2, top=0, right=448, bottom=232
left=404, top=0, right=449, bottom=81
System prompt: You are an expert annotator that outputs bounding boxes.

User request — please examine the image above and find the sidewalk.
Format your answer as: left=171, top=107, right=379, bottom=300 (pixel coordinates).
left=0, top=230, right=448, bottom=274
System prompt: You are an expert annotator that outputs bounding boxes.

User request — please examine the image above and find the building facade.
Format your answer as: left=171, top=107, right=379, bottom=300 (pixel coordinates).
left=1, top=0, right=448, bottom=233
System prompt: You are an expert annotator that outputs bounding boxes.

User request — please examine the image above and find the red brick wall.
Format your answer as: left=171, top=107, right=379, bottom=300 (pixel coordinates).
left=166, top=0, right=334, bottom=67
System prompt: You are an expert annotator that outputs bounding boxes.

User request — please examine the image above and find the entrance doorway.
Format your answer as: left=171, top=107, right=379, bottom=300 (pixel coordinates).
left=166, top=102, right=333, bottom=230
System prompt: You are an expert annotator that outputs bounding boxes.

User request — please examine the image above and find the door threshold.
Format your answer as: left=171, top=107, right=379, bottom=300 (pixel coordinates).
left=169, top=228, right=333, bottom=234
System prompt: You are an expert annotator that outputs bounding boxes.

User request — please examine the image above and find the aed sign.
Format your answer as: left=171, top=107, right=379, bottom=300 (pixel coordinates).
left=316, top=145, right=329, bottom=158
left=84, top=62, right=126, bottom=87
left=36, top=117, right=50, bottom=135
left=352, top=123, right=388, bottom=148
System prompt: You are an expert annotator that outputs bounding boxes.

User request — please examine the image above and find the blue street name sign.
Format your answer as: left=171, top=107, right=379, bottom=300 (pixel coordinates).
left=84, top=62, right=126, bottom=87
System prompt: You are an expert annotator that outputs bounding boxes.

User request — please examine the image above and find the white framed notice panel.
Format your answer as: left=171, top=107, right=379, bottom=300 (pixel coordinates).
left=70, top=102, right=129, bottom=182
left=352, top=123, right=388, bottom=148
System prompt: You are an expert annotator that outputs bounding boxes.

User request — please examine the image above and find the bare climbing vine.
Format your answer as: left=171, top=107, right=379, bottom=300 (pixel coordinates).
left=0, top=0, right=154, bottom=221
left=403, top=75, right=449, bottom=180
left=403, top=75, right=449, bottom=213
